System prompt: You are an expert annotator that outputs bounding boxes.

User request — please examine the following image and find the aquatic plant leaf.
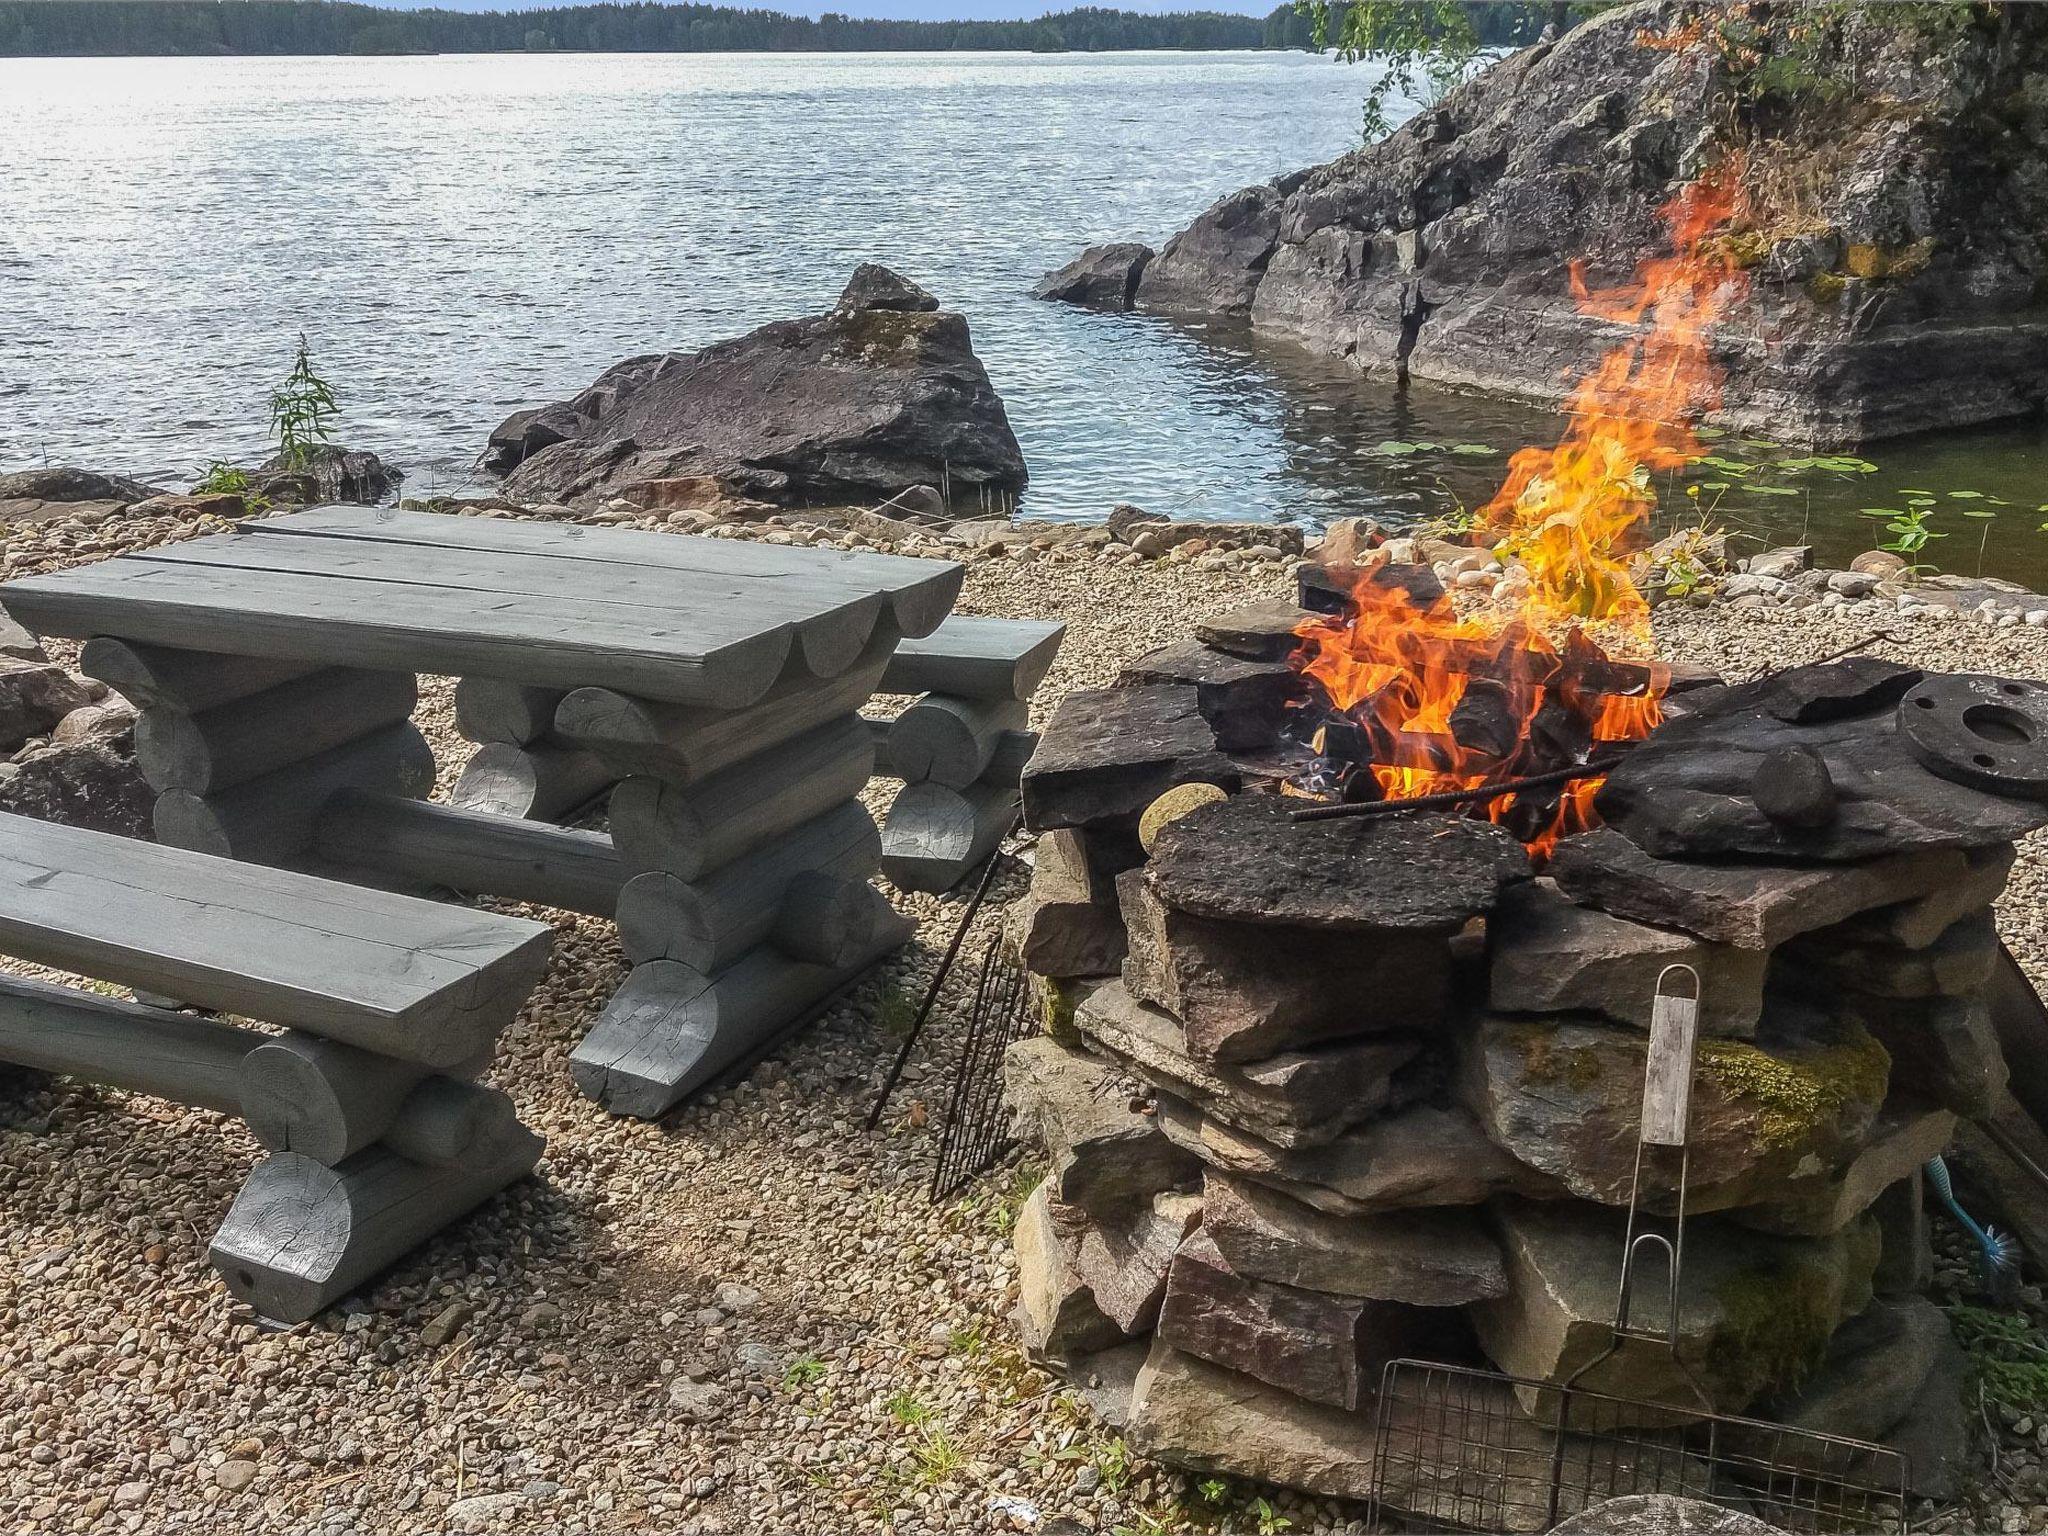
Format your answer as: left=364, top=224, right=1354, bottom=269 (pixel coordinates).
left=1449, top=443, right=1497, bottom=456
left=1376, top=441, right=1422, bottom=456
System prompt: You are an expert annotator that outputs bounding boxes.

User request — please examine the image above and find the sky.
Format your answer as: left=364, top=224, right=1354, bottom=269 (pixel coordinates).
left=365, top=0, right=1278, bottom=16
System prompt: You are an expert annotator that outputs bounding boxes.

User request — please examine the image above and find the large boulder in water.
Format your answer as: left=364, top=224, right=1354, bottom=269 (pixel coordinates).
left=487, top=266, right=1028, bottom=509
left=1054, top=1, right=2048, bottom=445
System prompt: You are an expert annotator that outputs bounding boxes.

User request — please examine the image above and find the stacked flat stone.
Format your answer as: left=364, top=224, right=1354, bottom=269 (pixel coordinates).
left=871, top=615, right=1063, bottom=893
left=1004, top=645, right=2048, bottom=1511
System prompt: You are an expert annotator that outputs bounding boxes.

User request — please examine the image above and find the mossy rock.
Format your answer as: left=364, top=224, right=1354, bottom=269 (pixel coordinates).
left=1475, top=1201, right=1880, bottom=1425
left=1461, top=1011, right=1888, bottom=1214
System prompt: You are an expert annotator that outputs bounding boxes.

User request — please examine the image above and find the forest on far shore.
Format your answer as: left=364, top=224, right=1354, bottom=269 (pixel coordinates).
left=0, top=0, right=1552, bottom=57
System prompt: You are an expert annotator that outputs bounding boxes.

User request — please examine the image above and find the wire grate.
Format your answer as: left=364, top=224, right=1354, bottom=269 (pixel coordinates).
left=1367, top=1357, right=1909, bottom=1534
left=928, top=933, right=1034, bottom=1201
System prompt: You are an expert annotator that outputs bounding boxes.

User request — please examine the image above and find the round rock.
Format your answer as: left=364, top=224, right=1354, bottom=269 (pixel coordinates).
left=1145, top=793, right=1528, bottom=932
left=1138, top=781, right=1229, bottom=852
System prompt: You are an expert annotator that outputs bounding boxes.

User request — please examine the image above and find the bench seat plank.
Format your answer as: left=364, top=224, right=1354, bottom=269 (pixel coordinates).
left=880, top=615, right=1065, bottom=699
left=0, top=813, right=552, bottom=1067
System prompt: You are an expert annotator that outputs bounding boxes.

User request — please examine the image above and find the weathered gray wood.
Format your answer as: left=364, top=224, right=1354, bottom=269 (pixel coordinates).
left=449, top=741, right=614, bottom=823
left=135, top=666, right=419, bottom=795
left=867, top=715, right=1036, bottom=785
left=570, top=899, right=914, bottom=1118
left=606, top=714, right=874, bottom=880
left=881, top=778, right=1020, bottom=893
left=556, top=628, right=896, bottom=785
left=0, top=971, right=257, bottom=1115
left=78, top=637, right=318, bottom=714
left=246, top=504, right=965, bottom=640
left=2, top=555, right=795, bottom=709
left=772, top=873, right=892, bottom=968
left=153, top=722, right=437, bottom=866
left=887, top=694, right=1030, bottom=788
left=382, top=1076, right=520, bottom=1167
left=880, top=615, right=1064, bottom=700
left=239, top=1031, right=508, bottom=1167
left=239, top=1032, right=431, bottom=1164
left=208, top=1118, right=544, bottom=1323
left=613, top=799, right=880, bottom=971
left=453, top=679, right=564, bottom=747
left=0, top=811, right=554, bottom=1069
left=317, top=790, right=624, bottom=917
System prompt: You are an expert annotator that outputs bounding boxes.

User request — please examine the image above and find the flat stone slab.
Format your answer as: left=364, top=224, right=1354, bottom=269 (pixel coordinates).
left=1118, top=868, right=1448, bottom=1062
left=1116, top=638, right=1304, bottom=749
left=1021, top=684, right=1238, bottom=831
left=1193, top=597, right=1315, bottom=661
left=1595, top=667, right=2048, bottom=861
left=1001, top=1035, right=1198, bottom=1218
left=1487, top=878, right=1766, bottom=1037
left=1548, top=827, right=1973, bottom=949
left=1156, top=1095, right=1559, bottom=1217
left=1073, top=979, right=1417, bottom=1148
left=1201, top=1171, right=1507, bottom=1304
left=1146, top=794, right=1529, bottom=933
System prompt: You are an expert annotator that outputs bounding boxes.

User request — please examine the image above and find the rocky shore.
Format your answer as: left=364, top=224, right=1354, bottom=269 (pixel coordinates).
left=1039, top=0, right=2048, bottom=446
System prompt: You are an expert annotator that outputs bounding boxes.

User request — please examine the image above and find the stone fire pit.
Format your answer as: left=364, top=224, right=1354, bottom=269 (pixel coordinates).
left=999, top=577, right=2048, bottom=1515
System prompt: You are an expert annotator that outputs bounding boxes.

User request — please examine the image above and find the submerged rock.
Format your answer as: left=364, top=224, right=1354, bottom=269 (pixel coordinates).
left=1049, top=1, right=2048, bottom=444
left=487, top=266, right=1027, bottom=510
left=1032, top=242, right=1154, bottom=311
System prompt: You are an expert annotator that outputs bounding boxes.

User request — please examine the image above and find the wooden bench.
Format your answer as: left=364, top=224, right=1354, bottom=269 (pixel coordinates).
left=0, top=812, right=553, bottom=1323
left=865, top=615, right=1064, bottom=892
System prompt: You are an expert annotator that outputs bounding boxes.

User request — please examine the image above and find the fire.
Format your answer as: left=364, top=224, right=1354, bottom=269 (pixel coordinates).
left=1292, top=164, right=1750, bottom=858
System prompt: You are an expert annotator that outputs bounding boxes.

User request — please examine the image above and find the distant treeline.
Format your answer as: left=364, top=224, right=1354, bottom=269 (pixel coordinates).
left=0, top=0, right=1554, bottom=57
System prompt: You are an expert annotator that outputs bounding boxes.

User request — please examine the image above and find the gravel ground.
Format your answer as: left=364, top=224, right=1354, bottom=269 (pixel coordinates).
left=5, top=516, right=2048, bottom=1535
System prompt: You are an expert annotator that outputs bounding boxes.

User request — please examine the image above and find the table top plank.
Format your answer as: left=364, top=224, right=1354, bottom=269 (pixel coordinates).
left=0, top=812, right=552, bottom=1053
left=1, top=557, right=797, bottom=707
left=248, top=507, right=964, bottom=638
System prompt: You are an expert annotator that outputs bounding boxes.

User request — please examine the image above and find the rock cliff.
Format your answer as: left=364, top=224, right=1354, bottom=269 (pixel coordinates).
left=1038, top=1, right=2048, bottom=445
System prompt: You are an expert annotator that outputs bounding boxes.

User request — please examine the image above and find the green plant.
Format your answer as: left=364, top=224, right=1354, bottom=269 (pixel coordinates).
left=269, top=332, right=338, bottom=469
left=1877, top=504, right=1944, bottom=564
left=1252, top=1496, right=1294, bottom=1535
left=1948, top=1304, right=2048, bottom=1417
left=782, top=1354, right=827, bottom=1389
left=193, top=461, right=252, bottom=496
left=909, top=1426, right=965, bottom=1484
left=1297, top=0, right=1486, bottom=139
left=885, top=1390, right=936, bottom=1428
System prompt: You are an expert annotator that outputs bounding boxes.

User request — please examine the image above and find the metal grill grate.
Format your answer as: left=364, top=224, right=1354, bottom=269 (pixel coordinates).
left=928, top=934, right=1034, bottom=1201
left=1367, top=1353, right=1910, bottom=1533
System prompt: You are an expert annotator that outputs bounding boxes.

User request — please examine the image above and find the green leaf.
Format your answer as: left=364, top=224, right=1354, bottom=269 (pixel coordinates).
left=1948, top=490, right=1986, bottom=500
left=1449, top=443, right=1497, bottom=456
left=1743, top=485, right=1800, bottom=497
left=1694, top=426, right=1728, bottom=440
left=1376, top=441, right=1421, bottom=456
left=1692, top=456, right=1754, bottom=475
left=1859, top=507, right=1905, bottom=518
left=1962, top=509, right=1997, bottom=519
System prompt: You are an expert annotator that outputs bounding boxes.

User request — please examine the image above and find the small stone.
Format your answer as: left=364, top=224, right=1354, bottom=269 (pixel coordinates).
left=713, top=1281, right=762, bottom=1314
left=1137, top=782, right=1229, bottom=853
left=213, top=1460, right=258, bottom=1493
left=112, top=1481, right=151, bottom=1509
left=421, top=1300, right=473, bottom=1347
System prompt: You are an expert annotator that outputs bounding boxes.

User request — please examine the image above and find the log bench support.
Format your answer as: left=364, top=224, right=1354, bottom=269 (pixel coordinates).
left=0, top=813, right=553, bottom=1324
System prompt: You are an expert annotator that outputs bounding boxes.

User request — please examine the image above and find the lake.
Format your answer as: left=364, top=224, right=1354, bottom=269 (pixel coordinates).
left=3, top=49, right=2044, bottom=584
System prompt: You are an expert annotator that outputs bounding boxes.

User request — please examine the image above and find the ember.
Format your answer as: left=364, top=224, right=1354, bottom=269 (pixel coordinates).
left=1290, top=164, right=1750, bottom=855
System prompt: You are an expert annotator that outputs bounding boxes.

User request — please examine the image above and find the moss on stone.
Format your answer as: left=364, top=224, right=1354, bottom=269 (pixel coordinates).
left=1806, top=270, right=1847, bottom=304
left=1039, top=978, right=1083, bottom=1048
left=1696, top=1028, right=1890, bottom=1151
left=1710, top=1258, right=1837, bottom=1398
left=1508, top=1022, right=1606, bottom=1091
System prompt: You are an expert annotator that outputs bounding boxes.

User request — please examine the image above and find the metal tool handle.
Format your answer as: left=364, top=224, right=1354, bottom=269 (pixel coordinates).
left=1614, top=963, right=1701, bottom=1348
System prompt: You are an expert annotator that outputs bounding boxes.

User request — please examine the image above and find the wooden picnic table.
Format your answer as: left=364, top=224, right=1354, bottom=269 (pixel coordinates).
left=3, top=505, right=964, bottom=1118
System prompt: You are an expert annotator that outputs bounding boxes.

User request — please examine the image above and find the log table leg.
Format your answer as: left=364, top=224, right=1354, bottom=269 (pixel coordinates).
left=566, top=636, right=917, bottom=1119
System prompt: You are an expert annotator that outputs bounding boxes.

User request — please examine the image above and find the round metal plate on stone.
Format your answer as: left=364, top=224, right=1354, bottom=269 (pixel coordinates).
left=1897, top=673, right=2048, bottom=799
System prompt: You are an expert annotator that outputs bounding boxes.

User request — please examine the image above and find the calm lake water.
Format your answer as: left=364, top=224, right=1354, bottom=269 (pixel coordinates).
left=3, top=50, right=2044, bottom=583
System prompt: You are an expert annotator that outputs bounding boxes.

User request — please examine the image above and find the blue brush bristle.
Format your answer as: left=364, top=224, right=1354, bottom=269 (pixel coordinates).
left=1926, top=1156, right=2025, bottom=1295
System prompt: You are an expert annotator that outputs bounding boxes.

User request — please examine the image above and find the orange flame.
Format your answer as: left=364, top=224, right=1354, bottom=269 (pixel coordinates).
left=1293, top=164, right=1750, bottom=859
